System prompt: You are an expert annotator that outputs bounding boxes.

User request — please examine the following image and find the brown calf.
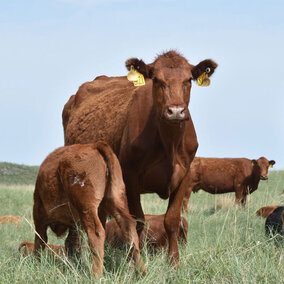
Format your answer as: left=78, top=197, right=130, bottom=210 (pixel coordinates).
left=63, top=51, right=218, bottom=265
left=183, top=157, right=275, bottom=213
left=106, top=214, right=188, bottom=250
left=33, top=141, right=145, bottom=277
left=19, top=241, right=66, bottom=258
left=256, top=206, right=279, bottom=218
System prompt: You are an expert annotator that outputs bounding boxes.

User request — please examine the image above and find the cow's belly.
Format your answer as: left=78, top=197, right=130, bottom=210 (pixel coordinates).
left=201, top=182, right=235, bottom=194
left=140, top=161, right=173, bottom=199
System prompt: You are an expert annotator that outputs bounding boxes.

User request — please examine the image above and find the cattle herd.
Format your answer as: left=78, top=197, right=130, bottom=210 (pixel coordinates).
left=3, top=50, right=283, bottom=277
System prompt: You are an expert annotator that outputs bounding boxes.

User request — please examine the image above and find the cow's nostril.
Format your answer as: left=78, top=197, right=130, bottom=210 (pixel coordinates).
left=167, top=109, right=173, bottom=115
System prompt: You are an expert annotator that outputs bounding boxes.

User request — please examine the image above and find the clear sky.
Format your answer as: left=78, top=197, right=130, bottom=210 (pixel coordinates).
left=0, top=0, right=283, bottom=169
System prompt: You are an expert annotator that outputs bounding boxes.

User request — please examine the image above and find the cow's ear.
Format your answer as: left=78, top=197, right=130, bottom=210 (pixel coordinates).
left=191, top=59, right=218, bottom=80
left=269, top=160, right=275, bottom=167
left=125, top=58, right=152, bottom=78
left=251, top=159, right=257, bottom=167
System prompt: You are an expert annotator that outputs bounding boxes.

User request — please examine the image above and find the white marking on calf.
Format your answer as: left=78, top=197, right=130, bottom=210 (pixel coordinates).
left=73, top=176, right=85, bottom=187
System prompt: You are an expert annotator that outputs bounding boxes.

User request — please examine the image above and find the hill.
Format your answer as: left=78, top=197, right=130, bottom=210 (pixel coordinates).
left=0, top=162, right=39, bottom=185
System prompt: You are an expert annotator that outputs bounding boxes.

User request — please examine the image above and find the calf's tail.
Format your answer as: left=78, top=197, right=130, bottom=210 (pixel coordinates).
left=93, top=141, right=125, bottom=194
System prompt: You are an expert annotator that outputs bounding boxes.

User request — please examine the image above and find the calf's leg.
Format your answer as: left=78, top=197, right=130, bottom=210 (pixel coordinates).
left=33, top=194, right=48, bottom=258
left=80, top=210, right=105, bottom=278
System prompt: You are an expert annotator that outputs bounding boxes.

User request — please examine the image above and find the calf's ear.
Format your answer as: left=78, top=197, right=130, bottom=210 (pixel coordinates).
left=191, top=59, right=218, bottom=80
left=269, top=160, right=275, bottom=167
left=125, top=58, right=153, bottom=78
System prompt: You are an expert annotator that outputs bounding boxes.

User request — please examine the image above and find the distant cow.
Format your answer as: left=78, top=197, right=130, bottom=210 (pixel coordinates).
left=256, top=206, right=279, bottom=218
left=62, top=50, right=218, bottom=265
left=106, top=214, right=188, bottom=250
left=33, top=141, right=145, bottom=277
left=183, top=157, right=275, bottom=213
left=19, top=241, right=66, bottom=258
left=0, top=215, right=21, bottom=224
left=265, top=206, right=284, bottom=239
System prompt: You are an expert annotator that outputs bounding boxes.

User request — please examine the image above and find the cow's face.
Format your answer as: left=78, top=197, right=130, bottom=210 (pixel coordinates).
left=253, top=157, right=275, bottom=180
left=125, top=51, right=217, bottom=124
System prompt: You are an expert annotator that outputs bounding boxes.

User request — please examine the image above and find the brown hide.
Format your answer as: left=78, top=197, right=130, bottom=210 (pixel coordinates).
left=256, top=206, right=279, bottom=218
left=183, top=157, right=275, bottom=213
left=63, top=51, right=217, bottom=265
left=33, top=141, right=145, bottom=277
left=106, top=214, right=188, bottom=250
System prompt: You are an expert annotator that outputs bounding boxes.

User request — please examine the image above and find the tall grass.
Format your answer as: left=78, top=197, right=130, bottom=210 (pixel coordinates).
left=0, top=171, right=283, bottom=283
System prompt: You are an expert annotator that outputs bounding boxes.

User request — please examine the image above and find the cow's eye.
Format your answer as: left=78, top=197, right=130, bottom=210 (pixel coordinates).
left=153, top=77, right=166, bottom=88
left=153, top=77, right=159, bottom=84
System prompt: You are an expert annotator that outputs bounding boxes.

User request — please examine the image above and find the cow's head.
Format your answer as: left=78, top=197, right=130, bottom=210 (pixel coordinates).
left=252, top=157, right=275, bottom=180
left=126, top=51, right=217, bottom=124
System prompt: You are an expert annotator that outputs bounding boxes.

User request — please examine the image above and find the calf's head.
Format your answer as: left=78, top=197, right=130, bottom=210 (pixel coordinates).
left=252, top=157, right=275, bottom=180
left=126, top=51, right=217, bottom=124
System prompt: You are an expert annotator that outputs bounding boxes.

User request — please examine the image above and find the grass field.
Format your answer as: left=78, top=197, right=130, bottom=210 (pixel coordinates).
left=0, top=171, right=283, bottom=283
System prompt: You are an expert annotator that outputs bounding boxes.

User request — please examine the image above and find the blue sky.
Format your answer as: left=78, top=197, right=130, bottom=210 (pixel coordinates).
left=0, top=0, right=283, bottom=169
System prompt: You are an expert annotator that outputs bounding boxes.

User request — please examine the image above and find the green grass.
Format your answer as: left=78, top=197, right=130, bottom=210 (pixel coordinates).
left=0, top=171, right=283, bottom=283
left=0, top=162, right=39, bottom=185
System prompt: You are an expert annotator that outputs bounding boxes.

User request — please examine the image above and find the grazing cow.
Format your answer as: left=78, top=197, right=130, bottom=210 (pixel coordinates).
left=19, top=241, right=66, bottom=258
left=63, top=50, right=217, bottom=265
left=33, top=141, right=145, bottom=278
left=0, top=215, right=21, bottom=224
left=182, top=157, right=275, bottom=213
left=265, top=206, right=284, bottom=239
left=256, top=206, right=280, bottom=218
left=106, top=214, right=188, bottom=250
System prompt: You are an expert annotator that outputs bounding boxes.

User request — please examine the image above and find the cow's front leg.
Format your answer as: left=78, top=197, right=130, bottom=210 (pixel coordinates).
left=164, top=171, right=190, bottom=266
left=182, top=186, right=193, bottom=214
left=235, top=185, right=246, bottom=207
left=124, top=169, right=145, bottom=239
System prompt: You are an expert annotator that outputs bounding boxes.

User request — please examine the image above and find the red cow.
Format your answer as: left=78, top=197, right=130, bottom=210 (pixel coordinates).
left=62, top=50, right=217, bottom=265
left=183, top=157, right=275, bottom=213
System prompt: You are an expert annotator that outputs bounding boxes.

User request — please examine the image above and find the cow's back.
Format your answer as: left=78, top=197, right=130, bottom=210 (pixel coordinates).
left=63, top=76, right=138, bottom=154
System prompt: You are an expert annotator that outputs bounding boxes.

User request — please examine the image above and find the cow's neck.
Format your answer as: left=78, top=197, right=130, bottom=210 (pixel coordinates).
left=157, top=120, right=185, bottom=161
left=251, top=169, right=261, bottom=189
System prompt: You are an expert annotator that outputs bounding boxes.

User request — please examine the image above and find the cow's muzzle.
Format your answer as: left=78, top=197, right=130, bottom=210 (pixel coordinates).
left=260, top=176, right=268, bottom=180
left=163, top=106, right=189, bottom=123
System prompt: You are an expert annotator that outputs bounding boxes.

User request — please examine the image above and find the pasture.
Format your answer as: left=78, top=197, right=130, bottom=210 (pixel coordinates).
left=0, top=171, right=283, bottom=284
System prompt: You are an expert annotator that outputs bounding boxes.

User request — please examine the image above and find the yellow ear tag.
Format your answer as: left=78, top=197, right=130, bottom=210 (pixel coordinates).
left=197, top=67, right=211, bottom=87
left=127, top=66, right=145, bottom=87
left=269, top=164, right=273, bottom=168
